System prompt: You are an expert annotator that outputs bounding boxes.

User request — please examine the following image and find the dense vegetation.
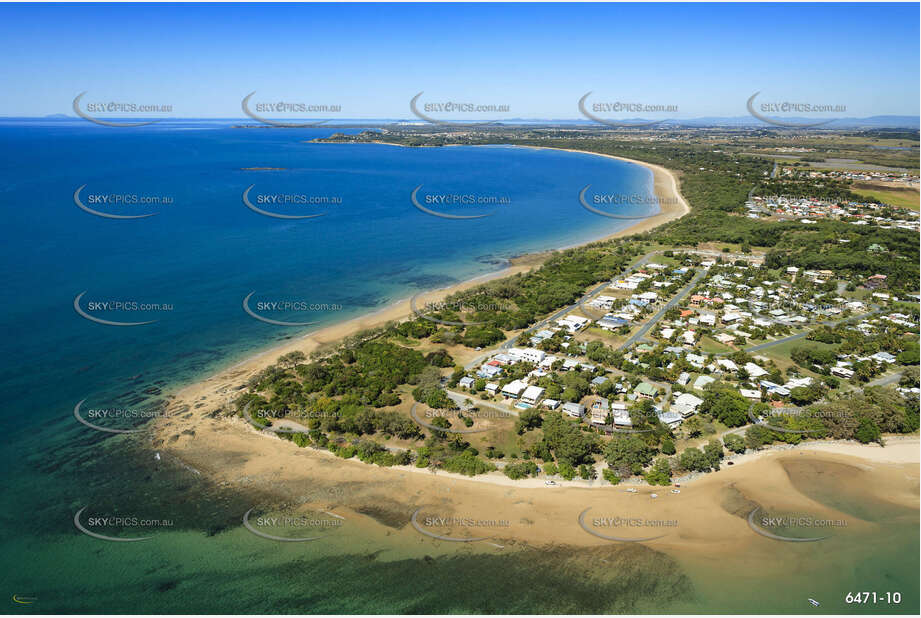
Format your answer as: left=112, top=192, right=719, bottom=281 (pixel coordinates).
left=235, top=130, right=919, bottom=482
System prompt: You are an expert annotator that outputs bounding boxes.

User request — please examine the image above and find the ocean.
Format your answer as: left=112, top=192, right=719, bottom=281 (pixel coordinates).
left=0, top=121, right=916, bottom=614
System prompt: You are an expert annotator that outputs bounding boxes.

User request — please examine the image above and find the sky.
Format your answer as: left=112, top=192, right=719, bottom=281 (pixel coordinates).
left=0, top=2, right=918, bottom=119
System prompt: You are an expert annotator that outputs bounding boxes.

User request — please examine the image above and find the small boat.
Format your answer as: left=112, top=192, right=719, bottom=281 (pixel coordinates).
left=670, top=489, right=680, bottom=494
left=154, top=452, right=161, bottom=461
left=626, top=488, right=638, bottom=493
left=808, top=598, right=820, bottom=607
left=650, top=493, right=658, bottom=499
left=544, top=480, right=557, bottom=486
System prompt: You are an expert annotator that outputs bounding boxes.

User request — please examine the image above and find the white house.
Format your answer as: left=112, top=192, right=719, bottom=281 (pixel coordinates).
left=744, top=362, right=768, bottom=378
left=501, top=379, right=528, bottom=399
left=562, top=402, right=585, bottom=418
left=508, top=347, right=546, bottom=364
left=739, top=388, right=761, bottom=400
left=672, top=393, right=704, bottom=417
left=458, top=376, right=475, bottom=389
left=521, top=385, right=545, bottom=406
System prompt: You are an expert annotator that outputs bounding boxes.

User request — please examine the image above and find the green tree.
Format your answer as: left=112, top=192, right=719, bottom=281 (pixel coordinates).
left=644, top=457, right=673, bottom=485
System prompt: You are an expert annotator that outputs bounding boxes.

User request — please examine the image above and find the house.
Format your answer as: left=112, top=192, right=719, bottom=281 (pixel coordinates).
left=500, top=379, right=528, bottom=399
left=831, top=366, right=854, bottom=379
left=714, top=333, right=736, bottom=345
left=686, top=353, right=706, bottom=369
left=681, top=330, right=697, bottom=345
left=612, top=403, right=632, bottom=427
left=739, top=388, right=761, bottom=400
left=485, top=383, right=500, bottom=395
left=589, top=398, right=611, bottom=424
left=458, top=376, right=475, bottom=389
left=508, top=347, right=546, bottom=364
left=760, top=380, right=790, bottom=396
left=634, top=382, right=658, bottom=400
left=865, top=274, right=888, bottom=289
left=591, top=376, right=610, bottom=389
left=677, top=372, right=691, bottom=386
left=693, top=375, right=716, bottom=391
left=744, top=362, right=769, bottom=378
left=672, top=392, right=704, bottom=417
left=562, top=402, right=585, bottom=418
left=717, top=359, right=739, bottom=373
left=598, top=316, right=629, bottom=330
left=557, top=315, right=590, bottom=333
left=542, top=398, right=560, bottom=410
left=476, top=364, right=503, bottom=379
left=521, top=386, right=545, bottom=406
left=871, top=352, right=897, bottom=364
left=657, top=411, right=683, bottom=428
left=722, top=312, right=743, bottom=324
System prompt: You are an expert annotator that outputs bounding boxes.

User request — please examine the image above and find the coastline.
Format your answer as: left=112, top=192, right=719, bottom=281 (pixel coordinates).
left=152, top=143, right=914, bottom=550
left=156, top=144, right=689, bottom=435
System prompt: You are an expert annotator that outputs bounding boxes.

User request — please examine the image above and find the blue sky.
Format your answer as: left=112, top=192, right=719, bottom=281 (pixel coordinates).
left=1, top=2, right=918, bottom=118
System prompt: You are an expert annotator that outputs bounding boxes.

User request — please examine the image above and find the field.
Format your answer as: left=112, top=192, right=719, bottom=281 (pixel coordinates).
left=850, top=183, right=920, bottom=211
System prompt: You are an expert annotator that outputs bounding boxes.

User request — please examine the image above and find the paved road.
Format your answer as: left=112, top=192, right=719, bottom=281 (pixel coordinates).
left=464, top=251, right=662, bottom=370
left=865, top=372, right=903, bottom=388
left=445, top=389, right=520, bottom=418
left=616, top=269, right=706, bottom=351
left=739, top=307, right=883, bottom=354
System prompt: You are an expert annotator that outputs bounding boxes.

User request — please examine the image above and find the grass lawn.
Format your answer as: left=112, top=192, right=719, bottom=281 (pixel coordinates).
left=699, top=336, right=732, bottom=354
left=851, top=186, right=920, bottom=211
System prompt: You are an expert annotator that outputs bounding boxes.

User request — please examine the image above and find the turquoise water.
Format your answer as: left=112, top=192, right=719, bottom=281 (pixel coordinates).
left=1, top=121, right=916, bottom=614
left=0, top=120, right=661, bottom=613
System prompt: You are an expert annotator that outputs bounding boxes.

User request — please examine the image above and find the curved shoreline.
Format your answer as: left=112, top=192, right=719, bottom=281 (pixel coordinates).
left=154, top=144, right=916, bottom=503
left=156, top=145, right=689, bottom=435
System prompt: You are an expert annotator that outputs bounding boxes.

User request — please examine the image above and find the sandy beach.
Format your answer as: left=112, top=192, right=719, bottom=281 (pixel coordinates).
left=156, top=146, right=689, bottom=435
left=153, top=143, right=915, bottom=555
